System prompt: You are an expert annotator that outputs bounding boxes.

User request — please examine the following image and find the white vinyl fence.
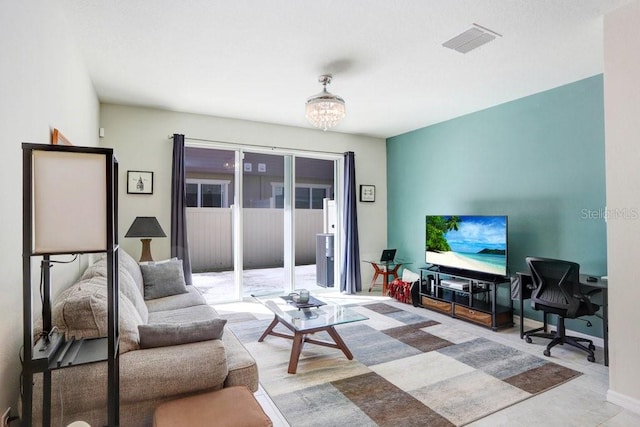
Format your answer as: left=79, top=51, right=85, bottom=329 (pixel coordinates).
left=187, top=207, right=323, bottom=272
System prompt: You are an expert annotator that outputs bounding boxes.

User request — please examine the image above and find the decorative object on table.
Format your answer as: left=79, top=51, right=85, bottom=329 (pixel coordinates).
left=305, top=74, right=346, bottom=131
left=296, top=289, right=310, bottom=303
left=127, top=170, right=153, bottom=194
left=359, top=184, right=375, bottom=202
left=125, top=216, right=166, bottom=262
left=281, top=293, right=326, bottom=309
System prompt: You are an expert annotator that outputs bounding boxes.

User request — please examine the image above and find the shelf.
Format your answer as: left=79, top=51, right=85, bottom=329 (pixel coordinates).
left=22, top=143, right=120, bottom=427
left=49, top=337, right=109, bottom=370
left=436, top=284, right=490, bottom=296
left=425, top=291, right=508, bottom=313
left=418, top=267, right=513, bottom=330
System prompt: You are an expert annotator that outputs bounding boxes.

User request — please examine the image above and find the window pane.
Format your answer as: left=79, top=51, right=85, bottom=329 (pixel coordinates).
left=311, top=188, right=326, bottom=209
left=295, top=187, right=310, bottom=209
left=201, top=184, right=222, bottom=207
left=186, top=183, right=198, bottom=207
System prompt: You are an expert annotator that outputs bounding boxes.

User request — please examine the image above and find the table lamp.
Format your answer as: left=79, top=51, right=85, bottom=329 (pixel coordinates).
left=125, top=216, right=166, bottom=262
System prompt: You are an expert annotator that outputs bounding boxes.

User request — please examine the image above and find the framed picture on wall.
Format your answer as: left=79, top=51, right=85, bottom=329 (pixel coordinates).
left=359, top=185, right=375, bottom=202
left=127, top=170, right=153, bottom=194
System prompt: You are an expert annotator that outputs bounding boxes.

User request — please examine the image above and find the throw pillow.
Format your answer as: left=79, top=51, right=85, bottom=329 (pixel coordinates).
left=140, top=259, right=188, bottom=300
left=138, top=318, right=227, bottom=349
left=138, top=257, right=177, bottom=266
left=401, top=268, right=420, bottom=284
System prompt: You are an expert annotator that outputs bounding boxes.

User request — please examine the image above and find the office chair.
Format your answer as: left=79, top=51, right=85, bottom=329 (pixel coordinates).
left=524, top=257, right=600, bottom=362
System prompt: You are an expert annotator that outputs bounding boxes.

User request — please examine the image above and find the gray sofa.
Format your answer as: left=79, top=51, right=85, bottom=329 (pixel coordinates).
left=31, top=249, right=258, bottom=427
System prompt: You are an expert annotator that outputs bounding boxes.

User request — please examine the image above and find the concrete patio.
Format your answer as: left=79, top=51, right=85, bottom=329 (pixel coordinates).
left=192, top=264, right=340, bottom=304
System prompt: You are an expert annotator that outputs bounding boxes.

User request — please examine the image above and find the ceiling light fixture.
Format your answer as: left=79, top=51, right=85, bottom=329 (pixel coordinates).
left=305, top=75, right=346, bottom=131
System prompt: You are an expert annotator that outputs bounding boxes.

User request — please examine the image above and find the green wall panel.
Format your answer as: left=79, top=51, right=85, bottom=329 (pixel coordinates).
left=386, top=75, right=606, bottom=336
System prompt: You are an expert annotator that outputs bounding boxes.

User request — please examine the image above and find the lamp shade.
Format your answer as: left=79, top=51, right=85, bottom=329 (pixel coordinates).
left=125, top=217, right=166, bottom=238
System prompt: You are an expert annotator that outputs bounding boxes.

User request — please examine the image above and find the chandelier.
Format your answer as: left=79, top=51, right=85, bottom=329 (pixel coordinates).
left=305, top=75, right=346, bottom=131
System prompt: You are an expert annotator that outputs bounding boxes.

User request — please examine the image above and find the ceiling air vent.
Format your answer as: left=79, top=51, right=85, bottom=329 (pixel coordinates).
left=442, top=23, right=502, bottom=54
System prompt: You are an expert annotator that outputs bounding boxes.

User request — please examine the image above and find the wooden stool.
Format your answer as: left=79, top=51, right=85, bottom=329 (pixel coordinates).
left=153, top=386, right=273, bottom=427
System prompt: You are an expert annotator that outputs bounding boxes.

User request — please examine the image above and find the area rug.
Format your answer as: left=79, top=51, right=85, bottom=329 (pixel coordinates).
left=221, top=301, right=582, bottom=427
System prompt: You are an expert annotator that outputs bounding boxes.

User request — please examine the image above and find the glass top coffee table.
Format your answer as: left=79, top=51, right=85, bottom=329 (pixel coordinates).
left=256, top=296, right=368, bottom=374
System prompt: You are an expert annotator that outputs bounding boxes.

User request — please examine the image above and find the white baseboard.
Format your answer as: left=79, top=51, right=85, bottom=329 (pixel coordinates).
left=607, top=389, right=640, bottom=415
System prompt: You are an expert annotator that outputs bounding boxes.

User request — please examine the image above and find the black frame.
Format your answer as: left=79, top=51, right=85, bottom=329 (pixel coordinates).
left=22, top=143, right=120, bottom=426
left=359, top=184, right=375, bottom=202
left=127, top=170, right=153, bottom=194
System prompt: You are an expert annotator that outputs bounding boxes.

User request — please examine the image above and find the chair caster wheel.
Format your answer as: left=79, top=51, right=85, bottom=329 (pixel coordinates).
left=525, top=337, right=532, bottom=344
left=589, top=344, right=596, bottom=351
left=588, top=355, right=596, bottom=363
left=543, top=349, right=551, bottom=357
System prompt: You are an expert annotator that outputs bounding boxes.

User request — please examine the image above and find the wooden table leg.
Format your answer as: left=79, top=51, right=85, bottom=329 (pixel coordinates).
left=258, top=317, right=279, bottom=342
left=369, top=263, right=383, bottom=292
left=382, top=264, right=402, bottom=295
left=288, top=332, right=306, bottom=374
left=326, top=326, right=354, bottom=360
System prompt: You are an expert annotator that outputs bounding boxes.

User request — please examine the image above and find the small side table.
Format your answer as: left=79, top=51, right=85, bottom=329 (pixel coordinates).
left=364, top=261, right=410, bottom=294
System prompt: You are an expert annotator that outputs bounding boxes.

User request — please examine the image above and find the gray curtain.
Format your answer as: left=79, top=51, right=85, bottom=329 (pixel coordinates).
left=171, top=133, right=193, bottom=285
left=340, top=151, right=361, bottom=293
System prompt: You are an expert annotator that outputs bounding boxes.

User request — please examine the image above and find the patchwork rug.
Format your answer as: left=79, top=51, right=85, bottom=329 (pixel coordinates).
left=222, top=301, right=582, bottom=427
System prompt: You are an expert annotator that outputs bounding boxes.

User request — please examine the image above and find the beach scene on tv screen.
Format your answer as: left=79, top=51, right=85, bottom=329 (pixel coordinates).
left=426, top=215, right=507, bottom=276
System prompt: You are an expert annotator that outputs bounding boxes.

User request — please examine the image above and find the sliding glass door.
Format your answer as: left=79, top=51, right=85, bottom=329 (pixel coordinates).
left=185, top=147, right=237, bottom=302
left=185, top=145, right=339, bottom=302
left=242, top=152, right=287, bottom=296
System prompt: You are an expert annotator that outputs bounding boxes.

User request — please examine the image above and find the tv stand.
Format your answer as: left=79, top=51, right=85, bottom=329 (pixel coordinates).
left=419, top=267, right=513, bottom=330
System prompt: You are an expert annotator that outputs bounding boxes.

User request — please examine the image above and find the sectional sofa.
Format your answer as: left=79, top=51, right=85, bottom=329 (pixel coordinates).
left=30, top=249, right=258, bottom=426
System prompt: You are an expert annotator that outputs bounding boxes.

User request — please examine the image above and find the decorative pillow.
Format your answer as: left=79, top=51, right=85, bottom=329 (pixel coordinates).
left=81, top=258, right=149, bottom=323
left=140, top=259, right=188, bottom=300
left=138, top=257, right=177, bottom=266
left=119, top=248, right=145, bottom=295
left=138, top=318, right=227, bottom=349
left=83, top=248, right=145, bottom=296
left=402, top=268, right=420, bottom=284
left=52, top=276, right=143, bottom=353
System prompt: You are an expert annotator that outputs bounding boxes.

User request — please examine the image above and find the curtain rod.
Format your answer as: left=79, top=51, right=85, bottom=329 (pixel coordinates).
left=168, top=134, right=345, bottom=156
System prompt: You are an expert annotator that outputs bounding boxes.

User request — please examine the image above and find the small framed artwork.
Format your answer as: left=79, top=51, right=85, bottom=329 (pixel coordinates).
left=127, top=171, right=153, bottom=194
left=359, top=185, right=375, bottom=202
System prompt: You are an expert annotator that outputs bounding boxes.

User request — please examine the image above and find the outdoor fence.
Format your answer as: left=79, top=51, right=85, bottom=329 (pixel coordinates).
left=187, top=207, right=323, bottom=272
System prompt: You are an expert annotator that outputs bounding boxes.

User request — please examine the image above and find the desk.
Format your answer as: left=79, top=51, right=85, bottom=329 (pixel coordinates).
left=363, top=260, right=409, bottom=294
left=514, top=272, right=608, bottom=366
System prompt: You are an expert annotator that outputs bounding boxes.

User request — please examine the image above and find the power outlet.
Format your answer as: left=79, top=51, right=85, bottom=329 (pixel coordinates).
left=1, top=407, right=10, bottom=427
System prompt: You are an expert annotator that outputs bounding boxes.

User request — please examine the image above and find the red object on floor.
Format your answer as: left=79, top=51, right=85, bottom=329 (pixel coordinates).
left=387, top=278, right=413, bottom=303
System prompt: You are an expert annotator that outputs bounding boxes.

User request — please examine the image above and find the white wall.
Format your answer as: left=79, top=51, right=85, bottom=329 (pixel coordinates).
left=604, top=0, right=640, bottom=413
left=99, top=104, right=387, bottom=279
left=0, top=1, right=99, bottom=414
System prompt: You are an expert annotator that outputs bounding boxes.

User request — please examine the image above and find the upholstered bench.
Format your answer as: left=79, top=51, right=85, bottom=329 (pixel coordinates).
left=153, top=386, right=273, bottom=427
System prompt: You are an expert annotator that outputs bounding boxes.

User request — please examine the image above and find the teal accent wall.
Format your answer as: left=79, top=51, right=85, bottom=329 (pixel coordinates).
left=387, top=75, right=606, bottom=336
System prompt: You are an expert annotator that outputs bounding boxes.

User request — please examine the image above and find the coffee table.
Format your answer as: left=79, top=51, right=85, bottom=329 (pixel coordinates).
left=257, top=297, right=368, bottom=374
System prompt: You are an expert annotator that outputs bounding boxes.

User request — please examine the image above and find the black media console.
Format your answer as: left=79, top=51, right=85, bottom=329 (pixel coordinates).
left=418, top=266, right=513, bottom=330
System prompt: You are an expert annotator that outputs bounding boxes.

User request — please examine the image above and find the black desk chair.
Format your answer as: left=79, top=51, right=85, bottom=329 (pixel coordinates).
left=524, top=257, right=599, bottom=362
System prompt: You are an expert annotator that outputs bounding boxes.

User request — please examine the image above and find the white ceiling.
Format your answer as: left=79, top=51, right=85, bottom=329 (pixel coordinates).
left=58, top=0, right=632, bottom=139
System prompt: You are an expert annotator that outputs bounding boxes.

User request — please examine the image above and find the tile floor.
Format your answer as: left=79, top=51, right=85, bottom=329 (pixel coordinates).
left=214, top=290, right=640, bottom=427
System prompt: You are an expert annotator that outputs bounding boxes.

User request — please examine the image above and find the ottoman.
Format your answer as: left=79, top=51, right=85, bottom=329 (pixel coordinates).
left=153, top=386, right=273, bottom=427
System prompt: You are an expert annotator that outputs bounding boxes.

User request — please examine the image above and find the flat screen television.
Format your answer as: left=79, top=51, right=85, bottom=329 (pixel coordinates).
left=425, top=215, right=508, bottom=277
